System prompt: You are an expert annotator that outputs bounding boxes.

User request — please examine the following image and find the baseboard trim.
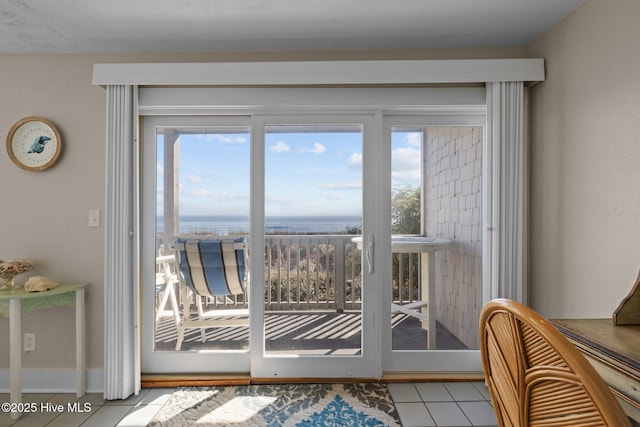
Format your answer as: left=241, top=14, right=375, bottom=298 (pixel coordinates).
left=141, top=372, right=486, bottom=388
left=0, top=369, right=104, bottom=393
left=142, top=373, right=251, bottom=388
left=0, top=369, right=484, bottom=392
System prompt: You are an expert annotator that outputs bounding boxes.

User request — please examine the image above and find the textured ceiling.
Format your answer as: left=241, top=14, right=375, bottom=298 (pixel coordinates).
left=0, top=0, right=583, bottom=53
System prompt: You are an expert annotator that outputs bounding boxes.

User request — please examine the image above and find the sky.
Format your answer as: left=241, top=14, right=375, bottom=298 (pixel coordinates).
left=157, top=127, right=422, bottom=217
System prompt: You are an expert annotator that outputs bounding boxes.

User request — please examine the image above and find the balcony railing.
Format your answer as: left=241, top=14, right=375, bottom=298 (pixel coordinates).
left=162, top=234, right=422, bottom=312
left=264, top=234, right=423, bottom=312
left=265, top=235, right=362, bottom=312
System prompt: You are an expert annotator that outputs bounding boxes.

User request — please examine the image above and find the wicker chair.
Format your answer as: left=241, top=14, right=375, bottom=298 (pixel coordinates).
left=480, top=298, right=632, bottom=427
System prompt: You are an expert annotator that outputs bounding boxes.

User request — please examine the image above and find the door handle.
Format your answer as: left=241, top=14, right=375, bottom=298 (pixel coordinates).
left=366, top=233, right=374, bottom=274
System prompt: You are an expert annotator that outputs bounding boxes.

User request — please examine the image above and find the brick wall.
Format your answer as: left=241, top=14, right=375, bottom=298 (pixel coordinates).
left=424, top=127, right=483, bottom=349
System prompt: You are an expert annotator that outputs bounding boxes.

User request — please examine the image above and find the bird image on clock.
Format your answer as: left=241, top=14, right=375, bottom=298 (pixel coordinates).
left=27, top=135, right=51, bottom=154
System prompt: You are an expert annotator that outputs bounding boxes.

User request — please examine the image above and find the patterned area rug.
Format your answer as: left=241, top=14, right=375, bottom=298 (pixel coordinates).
left=148, top=383, right=401, bottom=426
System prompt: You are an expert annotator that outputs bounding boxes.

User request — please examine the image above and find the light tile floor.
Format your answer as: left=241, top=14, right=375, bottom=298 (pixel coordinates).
left=0, top=388, right=173, bottom=427
left=388, top=382, right=497, bottom=426
left=0, top=382, right=496, bottom=426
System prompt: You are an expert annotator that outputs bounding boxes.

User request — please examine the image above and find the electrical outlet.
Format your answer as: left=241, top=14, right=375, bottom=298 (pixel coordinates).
left=24, top=333, right=36, bottom=352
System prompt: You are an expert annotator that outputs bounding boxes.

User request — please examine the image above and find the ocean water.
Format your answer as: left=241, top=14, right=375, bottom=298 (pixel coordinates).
left=157, top=215, right=362, bottom=235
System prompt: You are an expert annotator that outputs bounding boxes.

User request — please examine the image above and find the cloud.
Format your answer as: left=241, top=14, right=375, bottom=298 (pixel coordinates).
left=319, top=181, right=362, bottom=190
left=392, top=146, right=421, bottom=181
left=184, top=188, right=213, bottom=197
left=196, top=134, right=247, bottom=144
left=325, top=192, right=346, bottom=200
left=182, top=188, right=249, bottom=204
left=216, top=191, right=249, bottom=203
left=216, top=135, right=247, bottom=144
left=347, top=153, right=362, bottom=168
left=268, top=195, right=296, bottom=204
left=185, top=174, right=204, bottom=183
left=299, top=142, right=326, bottom=154
left=405, top=132, right=422, bottom=147
left=270, top=140, right=290, bottom=152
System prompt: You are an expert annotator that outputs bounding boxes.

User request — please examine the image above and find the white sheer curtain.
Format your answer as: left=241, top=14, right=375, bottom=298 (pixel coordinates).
left=103, top=85, right=140, bottom=399
left=486, top=81, right=526, bottom=303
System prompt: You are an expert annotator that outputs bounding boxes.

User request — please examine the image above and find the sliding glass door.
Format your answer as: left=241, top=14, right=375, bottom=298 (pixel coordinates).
left=139, top=91, right=490, bottom=377
left=142, top=114, right=383, bottom=377
left=250, top=115, right=382, bottom=378
left=141, top=116, right=253, bottom=373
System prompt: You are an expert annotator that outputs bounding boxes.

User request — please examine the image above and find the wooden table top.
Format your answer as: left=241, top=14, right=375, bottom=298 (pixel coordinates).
left=552, top=318, right=640, bottom=372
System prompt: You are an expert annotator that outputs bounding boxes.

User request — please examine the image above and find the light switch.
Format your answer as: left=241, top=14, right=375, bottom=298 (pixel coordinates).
left=88, top=209, right=100, bottom=227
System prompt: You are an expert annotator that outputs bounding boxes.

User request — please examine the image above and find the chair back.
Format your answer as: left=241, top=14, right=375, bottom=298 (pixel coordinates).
left=156, top=244, right=178, bottom=286
left=174, top=238, right=248, bottom=299
left=480, top=298, right=632, bottom=427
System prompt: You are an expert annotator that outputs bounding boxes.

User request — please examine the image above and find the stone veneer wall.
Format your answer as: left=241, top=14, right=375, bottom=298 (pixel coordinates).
left=424, top=127, right=483, bottom=349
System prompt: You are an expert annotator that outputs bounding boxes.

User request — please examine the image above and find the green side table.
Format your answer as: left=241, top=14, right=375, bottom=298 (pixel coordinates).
left=0, top=284, right=86, bottom=420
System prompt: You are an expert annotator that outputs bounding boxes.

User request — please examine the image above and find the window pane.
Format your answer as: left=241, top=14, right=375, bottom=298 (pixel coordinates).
left=391, top=126, right=483, bottom=351
left=155, top=126, right=251, bottom=352
left=264, top=124, right=363, bottom=356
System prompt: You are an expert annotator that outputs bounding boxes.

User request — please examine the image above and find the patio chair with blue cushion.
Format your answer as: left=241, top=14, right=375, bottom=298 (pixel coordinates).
left=172, top=237, right=250, bottom=350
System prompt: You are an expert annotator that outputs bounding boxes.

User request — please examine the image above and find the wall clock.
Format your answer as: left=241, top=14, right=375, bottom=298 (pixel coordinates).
left=6, top=116, right=62, bottom=171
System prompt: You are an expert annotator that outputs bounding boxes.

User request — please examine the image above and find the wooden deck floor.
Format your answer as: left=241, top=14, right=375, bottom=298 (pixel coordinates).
left=154, top=310, right=468, bottom=353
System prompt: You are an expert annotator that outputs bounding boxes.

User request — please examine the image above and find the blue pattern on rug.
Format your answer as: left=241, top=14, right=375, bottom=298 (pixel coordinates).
left=148, top=383, right=401, bottom=426
left=294, top=395, right=390, bottom=426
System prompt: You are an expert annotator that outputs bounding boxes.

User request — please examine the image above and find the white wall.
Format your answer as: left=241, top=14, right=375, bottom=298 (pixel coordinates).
left=528, top=0, right=640, bottom=318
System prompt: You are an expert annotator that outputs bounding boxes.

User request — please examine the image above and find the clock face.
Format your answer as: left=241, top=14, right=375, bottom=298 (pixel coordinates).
left=6, top=117, right=61, bottom=171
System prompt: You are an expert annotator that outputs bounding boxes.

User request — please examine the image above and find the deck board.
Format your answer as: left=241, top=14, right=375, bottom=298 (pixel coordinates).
left=154, top=311, right=468, bottom=352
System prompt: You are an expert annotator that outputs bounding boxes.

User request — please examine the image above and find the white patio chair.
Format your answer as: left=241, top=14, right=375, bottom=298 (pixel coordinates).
left=155, top=245, right=180, bottom=330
